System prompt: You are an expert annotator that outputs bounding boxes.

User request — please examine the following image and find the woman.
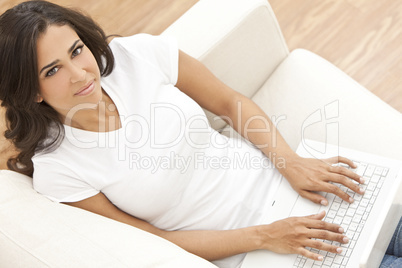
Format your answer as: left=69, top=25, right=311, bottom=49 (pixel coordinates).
left=0, top=1, right=399, bottom=267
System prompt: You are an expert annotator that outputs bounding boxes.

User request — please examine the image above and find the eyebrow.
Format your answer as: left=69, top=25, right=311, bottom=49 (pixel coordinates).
left=39, top=39, right=81, bottom=75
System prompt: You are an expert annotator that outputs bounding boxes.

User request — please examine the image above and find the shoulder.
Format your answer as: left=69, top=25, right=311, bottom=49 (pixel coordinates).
left=106, top=34, right=178, bottom=85
left=32, top=151, right=76, bottom=177
left=108, top=34, right=177, bottom=61
left=110, top=33, right=175, bottom=48
left=32, top=151, right=99, bottom=203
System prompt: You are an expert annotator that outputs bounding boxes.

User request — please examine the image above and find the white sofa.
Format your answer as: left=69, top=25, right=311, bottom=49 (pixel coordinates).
left=1, top=0, right=401, bottom=267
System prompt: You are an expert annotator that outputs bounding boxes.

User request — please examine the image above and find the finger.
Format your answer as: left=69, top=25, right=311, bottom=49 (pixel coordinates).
left=305, top=210, right=326, bottom=220
left=304, top=238, right=344, bottom=255
left=325, top=156, right=357, bottom=169
left=297, top=247, right=324, bottom=262
left=324, top=182, right=354, bottom=203
left=307, top=229, right=349, bottom=245
left=331, top=174, right=365, bottom=196
left=336, top=156, right=357, bottom=169
left=323, top=156, right=342, bottom=165
left=329, top=165, right=363, bottom=184
left=300, top=190, right=329, bottom=206
left=305, top=216, right=344, bottom=234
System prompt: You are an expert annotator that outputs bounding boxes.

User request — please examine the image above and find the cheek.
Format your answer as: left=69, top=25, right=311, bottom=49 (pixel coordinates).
left=39, top=75, right=71, bottom=101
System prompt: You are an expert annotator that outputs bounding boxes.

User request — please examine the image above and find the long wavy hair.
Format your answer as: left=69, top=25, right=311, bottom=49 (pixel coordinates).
left=0, top=0, right=115, bottom=176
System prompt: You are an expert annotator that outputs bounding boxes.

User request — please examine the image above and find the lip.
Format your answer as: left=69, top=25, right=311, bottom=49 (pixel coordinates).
left=75, top=80, right=95, bottom=96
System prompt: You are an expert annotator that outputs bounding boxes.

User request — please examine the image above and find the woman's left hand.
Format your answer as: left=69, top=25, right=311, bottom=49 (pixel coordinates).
left=281, top=155, right=365, bottom=205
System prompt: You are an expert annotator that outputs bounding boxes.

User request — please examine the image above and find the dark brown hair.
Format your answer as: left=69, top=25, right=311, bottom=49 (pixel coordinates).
left=0, top=0, right=115, bottom=176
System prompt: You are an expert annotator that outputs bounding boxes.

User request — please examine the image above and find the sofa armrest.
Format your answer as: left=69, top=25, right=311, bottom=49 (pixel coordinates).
left=0, top=170, right=217, bottom=267
left=163, top=0, right=289, bottom=131
left=249, top=49, right=402, bottom=158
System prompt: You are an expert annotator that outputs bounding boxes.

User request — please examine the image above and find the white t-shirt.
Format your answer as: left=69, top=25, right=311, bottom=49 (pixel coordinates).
left=33, top=34, right=282, bottom=268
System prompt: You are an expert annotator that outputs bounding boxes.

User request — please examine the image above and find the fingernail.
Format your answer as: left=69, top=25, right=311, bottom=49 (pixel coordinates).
left=343, top=236, right=350, bottom=243
left=317, top=255, right=323, bottom=261
left=360, top=178, right=365, bottom=184
left=317, top=210, right=325, bottom=216
left=320, top=199, right=328, bottom=206
left=338, top=227, right=344, bottom=233
left=359, top=188, right=365, bottom=194
left=337, top=247, right=342, bottom=253
left=349, top=197, right=354, bottom=203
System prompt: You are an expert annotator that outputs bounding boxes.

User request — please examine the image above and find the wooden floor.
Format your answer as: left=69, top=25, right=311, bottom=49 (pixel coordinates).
left=269, top=0, right=402, bottom=112
left=1, top=0, right=401, bottom=112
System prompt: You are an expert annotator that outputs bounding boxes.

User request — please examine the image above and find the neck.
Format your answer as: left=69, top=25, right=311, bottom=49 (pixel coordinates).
left=62, top=90, right=121, bottom=132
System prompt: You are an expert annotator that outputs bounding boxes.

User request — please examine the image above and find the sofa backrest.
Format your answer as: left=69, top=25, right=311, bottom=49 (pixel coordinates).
left=163, top=0, right=289, bottom=131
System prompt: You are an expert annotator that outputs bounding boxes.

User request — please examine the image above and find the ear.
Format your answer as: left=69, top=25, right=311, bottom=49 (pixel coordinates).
left=36, top=95, right=43, bottom=103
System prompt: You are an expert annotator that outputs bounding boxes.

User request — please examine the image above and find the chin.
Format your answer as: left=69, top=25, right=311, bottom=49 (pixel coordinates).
left=92, top=84, right=103, bottom=102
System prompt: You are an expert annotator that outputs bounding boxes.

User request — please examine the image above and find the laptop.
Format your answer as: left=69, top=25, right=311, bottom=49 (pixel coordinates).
left=241, top=139, right=402, bottom=268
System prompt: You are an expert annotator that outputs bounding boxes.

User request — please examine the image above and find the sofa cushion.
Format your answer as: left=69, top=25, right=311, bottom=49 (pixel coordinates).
left=0, top=170, right=217, bottom=267
left=229, top=49, right=402, bottom=160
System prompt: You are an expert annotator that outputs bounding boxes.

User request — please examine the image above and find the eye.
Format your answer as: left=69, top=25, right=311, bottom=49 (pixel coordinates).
left=72, top=45, right=84, bottom=58
left=46, top=66, right=59, bottom=77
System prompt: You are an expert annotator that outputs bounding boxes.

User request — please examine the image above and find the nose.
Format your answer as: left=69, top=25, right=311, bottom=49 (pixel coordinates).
left=70, top=63, right=86, bottom=84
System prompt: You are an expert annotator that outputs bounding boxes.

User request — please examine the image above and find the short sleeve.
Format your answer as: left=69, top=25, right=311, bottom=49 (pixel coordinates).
left=109, top=34, right=179, bottom=85
left=33, top=159, right=99, bottom=203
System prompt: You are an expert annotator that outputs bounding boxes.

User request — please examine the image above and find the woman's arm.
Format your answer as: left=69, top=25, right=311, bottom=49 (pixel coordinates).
left=66, top=192, right=259, bottom=261
left=175, top=50, right=364, bottom=206
left=65, top=192, right=348, bottom=261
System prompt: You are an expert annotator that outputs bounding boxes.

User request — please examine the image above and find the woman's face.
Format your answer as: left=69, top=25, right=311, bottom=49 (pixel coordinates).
left=36, top=24, right=102, bottom=117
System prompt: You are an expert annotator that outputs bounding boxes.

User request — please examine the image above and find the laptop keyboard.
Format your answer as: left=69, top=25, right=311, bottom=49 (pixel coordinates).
left=293, top=161, right=388, bottom=268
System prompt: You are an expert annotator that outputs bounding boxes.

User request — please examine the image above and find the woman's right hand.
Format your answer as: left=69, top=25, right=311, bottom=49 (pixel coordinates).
left=258, top=211, right=349, bottom=261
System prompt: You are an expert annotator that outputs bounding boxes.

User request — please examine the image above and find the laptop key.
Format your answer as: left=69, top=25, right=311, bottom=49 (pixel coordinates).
left=349, top=222, right=358, bottom=231
left=374, top=167, right=383, bottom=175
left=357, top=223, right=364, bottom=232
left=367, top=182, right=376, bottom=191
left=379, top=177, right=385, bottom=188
left=352, top=215, right=362, bottom=223
left=337, top=208, right=346, bottom=217
left=327, top=252, right=336, bottom=258
left=371, top=175, right=381, bottom=183
left=346, top=208, right=356, bottom=217
left=360, top=199, right=369, bottom=208
left=340, top=201, right=349, bottom=209
left=374, top=188, right=380, bottom=196
left=355, top=163, right=366, bottom=176
left=364, top=165, right=375, bottom=177
left=346, top=230, right=355, bottom=240
left=346, top=249, right=352, bottom=257
left=323, top=258, right=333, bottom=266
left=333, top=255, right=343, bottom=264
left=342, top=216, right=352, bottom=225
left=327, top=210, right=336, bottom=219
left=303, top=258, right=314, bottom=267
left=356, top=207, right=365, bottom=215
left=334, top=216, right=343, bottom=225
